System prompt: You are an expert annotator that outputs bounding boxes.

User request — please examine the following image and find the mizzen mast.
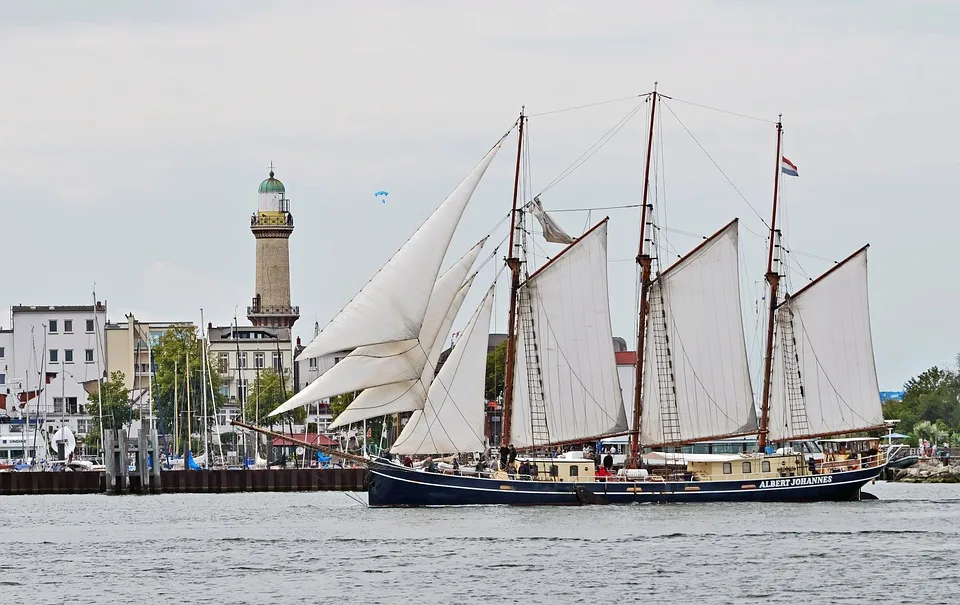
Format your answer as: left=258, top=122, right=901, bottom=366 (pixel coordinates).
left=500, top=108, right=525, bottom=448
left=628, top=87, right=658, bottom=469
left=758, top=116, right=784, bottom=451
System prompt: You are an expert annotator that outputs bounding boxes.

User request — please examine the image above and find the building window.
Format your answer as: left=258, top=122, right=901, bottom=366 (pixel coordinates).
left=761, top=460, right=771, bottom=473
left=85, top=319, right=94, bottom=333
left=64, top=349, right=74, bottom=363
left=238, top=379, right=248, bottom=403
left=76, top=419, right=91, bottom=434
left=273, top=352, right=282, bottom=372
left=53, top=397, right=64, bottom=413
left=49, top=320, right=58, bottom=333
left=85, top=349, right=94, bottom=363
left=66, top=397, right=78, bottom=414
left=220, top=385, right=229, bottom=398
left=50, top=349, right=59, bottom=363
left=722, top=462, right=732, bottom=474
left=0, top=346, right=5, bottom=358
left=742, top=461, right=752, bottom=474
left=308, top=357, right=317, bottom=369
left=218, top=352, right=229, bottom=373
left=238, top=352, right=247, bottom=369
left=254, top=352, right=265, bottom=369
left=64, top=320, right=73, bottom=333
left=0, top=374, right=5, bottom=385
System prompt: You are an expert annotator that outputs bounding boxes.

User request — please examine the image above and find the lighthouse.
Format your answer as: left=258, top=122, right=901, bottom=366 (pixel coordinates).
left=247, top=165, right=299, bottom=329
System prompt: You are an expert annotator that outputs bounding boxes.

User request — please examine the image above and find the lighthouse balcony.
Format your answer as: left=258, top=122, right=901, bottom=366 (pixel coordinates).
left=251, top=212, right=294, bottom=227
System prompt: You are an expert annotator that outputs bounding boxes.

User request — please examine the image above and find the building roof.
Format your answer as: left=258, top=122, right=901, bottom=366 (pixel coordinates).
left=259, top=171, right=285, bottom=194
left=271, top=433, right=338, bottom=447
left=208, top=324, right=291, bottom=343
left=12, top=304, right=105, bottom=313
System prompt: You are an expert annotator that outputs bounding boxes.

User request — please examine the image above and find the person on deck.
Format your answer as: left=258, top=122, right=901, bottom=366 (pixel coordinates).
left=596, top=465, right=610, bottom=481
left=508, top=444, right=517, bottom=465
left=500, top=444, right=510, bottom=469
left=602, top=449, right=614, bottom=471
left=807, top=456, right=817, bottom=475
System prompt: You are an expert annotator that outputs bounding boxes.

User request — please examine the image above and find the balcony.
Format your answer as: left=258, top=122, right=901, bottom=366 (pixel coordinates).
left=250, top=213, right=294, bottom=227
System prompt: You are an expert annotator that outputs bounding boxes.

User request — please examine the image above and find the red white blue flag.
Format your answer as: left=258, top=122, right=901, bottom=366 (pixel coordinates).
left=781, top=156, right=799, bottom=177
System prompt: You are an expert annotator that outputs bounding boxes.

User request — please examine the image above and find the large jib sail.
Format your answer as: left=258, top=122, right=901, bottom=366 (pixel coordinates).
left=767, top=246, right=885, bottom=441
left=640, top=219, right=758, bottom=446
left=295, top=136, right=506, bottom=363
left=510, top=219, right=627, bottom=448
left=391, top=286, right=495, bottom=455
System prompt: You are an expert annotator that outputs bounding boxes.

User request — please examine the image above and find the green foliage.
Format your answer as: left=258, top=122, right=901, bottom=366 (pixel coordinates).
left=485, top=339, right=508, bottom=401
left=329, top=391, right=357, bottom=420
left=883, top=361, right=960, bottom=444
left=245, top=367, right=304, bottom=426
left=151, top=324, right=224, bottom=440
left=85, top=370, right=139, bottom=449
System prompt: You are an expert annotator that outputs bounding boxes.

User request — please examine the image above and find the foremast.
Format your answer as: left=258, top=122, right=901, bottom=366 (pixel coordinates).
left=758, top=117, right=784, bottom=451
left=500, top=108, right=526, bottom=448
left=627, top=88, right=658, bottom=469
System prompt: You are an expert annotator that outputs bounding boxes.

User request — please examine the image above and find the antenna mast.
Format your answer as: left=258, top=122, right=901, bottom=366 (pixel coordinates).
left=628, top=87, right=658, bottom=469
left=758, top=117, right=784, bottom=451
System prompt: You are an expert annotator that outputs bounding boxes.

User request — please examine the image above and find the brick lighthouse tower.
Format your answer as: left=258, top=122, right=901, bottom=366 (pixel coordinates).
left=247, top=165, right=299, bottom=329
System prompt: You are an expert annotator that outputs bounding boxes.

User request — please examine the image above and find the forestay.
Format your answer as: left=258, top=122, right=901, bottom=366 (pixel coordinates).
left=295, top=137, right=505, bottom=361
left=510, top=219, right=627, bottom=447
left=391, top=286, right=495, bottom=455
left=767, top=246, right=884, bottom=441
left=270, top=240, right=485, bottom=418
left=640, top=220, right=758, bottom=445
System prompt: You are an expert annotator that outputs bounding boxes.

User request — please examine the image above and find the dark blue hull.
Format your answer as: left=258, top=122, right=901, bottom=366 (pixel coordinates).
left=367, top=463, right=885, bottom=506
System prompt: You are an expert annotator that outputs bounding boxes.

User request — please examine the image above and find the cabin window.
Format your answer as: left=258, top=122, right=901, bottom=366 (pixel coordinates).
left=569, top=465, right=579, bottom=477
left=742, top=461, right=752, bottom=474
left=549, top=465, right=559, bottom=478
left=761, top=461, right=771, bottom=473
left=722, top=462, right=732, bottom=474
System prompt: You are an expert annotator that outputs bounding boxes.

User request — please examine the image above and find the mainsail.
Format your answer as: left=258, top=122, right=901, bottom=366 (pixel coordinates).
left=327, top=275, right=476, bottom=429
left=640, top=220, right=758, bottom=445
left=510, top=219, right=627, bottom=447
left=270, top=240, right=485, bottom=418
left=295, top=137, right=505, bottom=362
left=767, top=246, right=884, bottom=441
left=391, top=286, right=495, bottom=455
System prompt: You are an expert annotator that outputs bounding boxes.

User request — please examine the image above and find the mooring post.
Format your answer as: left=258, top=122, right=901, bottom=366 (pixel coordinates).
left=150, top=428, right=161, bottom=492
left=119, top=429, right=129, bottom=493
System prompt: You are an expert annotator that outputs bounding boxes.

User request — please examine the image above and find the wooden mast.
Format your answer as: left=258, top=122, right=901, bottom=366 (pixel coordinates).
left=757, top=117, right=784, bottom=451
left=628, top=88, right=658, bottom=469
left=500, top=108, right=525, bottom=448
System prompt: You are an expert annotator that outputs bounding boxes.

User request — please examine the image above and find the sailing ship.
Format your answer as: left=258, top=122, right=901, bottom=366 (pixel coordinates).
left=238, top=90, right=891, bottom=505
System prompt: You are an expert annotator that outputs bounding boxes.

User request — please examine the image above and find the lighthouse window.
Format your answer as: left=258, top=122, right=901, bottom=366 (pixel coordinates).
left=742, top=461, right=752, bottom=474
left=722, top=462, right=732, bottom=474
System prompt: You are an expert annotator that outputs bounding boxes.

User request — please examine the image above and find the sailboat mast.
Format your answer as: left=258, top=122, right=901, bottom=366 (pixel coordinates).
left=628, top=88, right=658, bottom=469
left=758, top=117, right=784, bottom=451
left=500, top=107, right=525, bottom=448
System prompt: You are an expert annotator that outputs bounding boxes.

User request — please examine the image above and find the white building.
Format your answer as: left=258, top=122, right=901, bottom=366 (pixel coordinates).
left=207, top=323, right=296, bottom=428
left=6, top=303, right=107, bottom=454
left=0, top=327, right=12, bottom=398
left=293, top=323, right=351, bottom=433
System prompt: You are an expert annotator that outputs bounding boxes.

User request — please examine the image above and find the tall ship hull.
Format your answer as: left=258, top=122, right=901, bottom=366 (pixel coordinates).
left=367, top=461, right=885, bottom=506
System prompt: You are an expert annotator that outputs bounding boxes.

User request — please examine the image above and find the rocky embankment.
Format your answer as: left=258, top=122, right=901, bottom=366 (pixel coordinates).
left=892, top=460, right=960, bottom=483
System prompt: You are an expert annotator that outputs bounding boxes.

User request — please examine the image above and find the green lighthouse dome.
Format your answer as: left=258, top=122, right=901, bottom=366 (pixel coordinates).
left=259, top=170, right=285, bottom=194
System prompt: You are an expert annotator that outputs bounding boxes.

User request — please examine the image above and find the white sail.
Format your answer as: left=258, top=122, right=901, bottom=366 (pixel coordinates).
left=327, top=275, right=476, bottom=429
left=640, top=220, right=757, bottom=445
left=296, top=138, right=505, bottom=362
left=270, top=241, right=485, bottom=418
left=509, top=219, right=627, bottom=447
left=767, top=246, right=884, bottom=441
left=392, top=286, right=494, bottom=455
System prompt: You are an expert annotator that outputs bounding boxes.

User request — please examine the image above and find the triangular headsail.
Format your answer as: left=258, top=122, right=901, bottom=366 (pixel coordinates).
left=270, top=240, right=486, bottom=418
left=767, top=246, right=884, bottom=441
left=392, top=285, right=495, bottom=455
left=295, top=135, right=507, bottom=362
left=640, top=219, right=758, bottom=446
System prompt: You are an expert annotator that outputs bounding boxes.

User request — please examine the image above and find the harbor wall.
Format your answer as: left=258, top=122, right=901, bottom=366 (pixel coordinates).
left=0, top=468, right=366, bottom=496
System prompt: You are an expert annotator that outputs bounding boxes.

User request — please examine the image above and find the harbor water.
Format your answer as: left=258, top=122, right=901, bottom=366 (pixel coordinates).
left=4, top=481, right=958, bottom=604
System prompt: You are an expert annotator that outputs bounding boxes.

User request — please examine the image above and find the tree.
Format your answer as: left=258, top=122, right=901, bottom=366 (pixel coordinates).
left=330, top=391, right=357, bottom=421
left=245, top=367, right=305, bottom=427
left=884, top=360, right=960, bottom=441
left=152, top=324, right=225, bottom=444
left=485, top=339, right=507, bottom=401
left=86, top=370, right=139, bottom=450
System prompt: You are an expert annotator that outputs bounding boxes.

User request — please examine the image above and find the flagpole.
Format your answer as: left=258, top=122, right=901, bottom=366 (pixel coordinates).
left=758, top=116, right=784, bottom=452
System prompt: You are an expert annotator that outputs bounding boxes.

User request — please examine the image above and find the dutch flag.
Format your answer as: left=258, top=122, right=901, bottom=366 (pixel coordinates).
left=781, top=156, right=799, bottom=177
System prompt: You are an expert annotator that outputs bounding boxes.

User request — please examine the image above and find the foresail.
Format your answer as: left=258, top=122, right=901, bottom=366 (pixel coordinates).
left=296, top=137, right=505, bottom=362
left=640, top=220, right=757, bottom=445
left=509, top=219, right=626, bottom=448
left=327, top=275, right=476, bottom=429
left=392, top=286, right=494, bottom=455
left=767, top=246, right=884, bottom=441
left=270, top=242, right=484, bottom=418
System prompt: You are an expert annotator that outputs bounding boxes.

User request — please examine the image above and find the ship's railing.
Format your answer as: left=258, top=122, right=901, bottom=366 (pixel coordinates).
left=819, top=452, right=884, bottom=473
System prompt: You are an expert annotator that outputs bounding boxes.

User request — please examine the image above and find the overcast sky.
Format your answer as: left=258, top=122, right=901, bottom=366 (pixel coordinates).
left=2, top=1, right=957, bottom=390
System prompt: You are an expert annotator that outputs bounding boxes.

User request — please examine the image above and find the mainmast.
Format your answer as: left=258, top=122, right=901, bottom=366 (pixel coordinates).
left=628, top=88, right=658, bottom=469
left=500, top=108, right=525, bottom=448
left=758, top=117, right=784, bottom=451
